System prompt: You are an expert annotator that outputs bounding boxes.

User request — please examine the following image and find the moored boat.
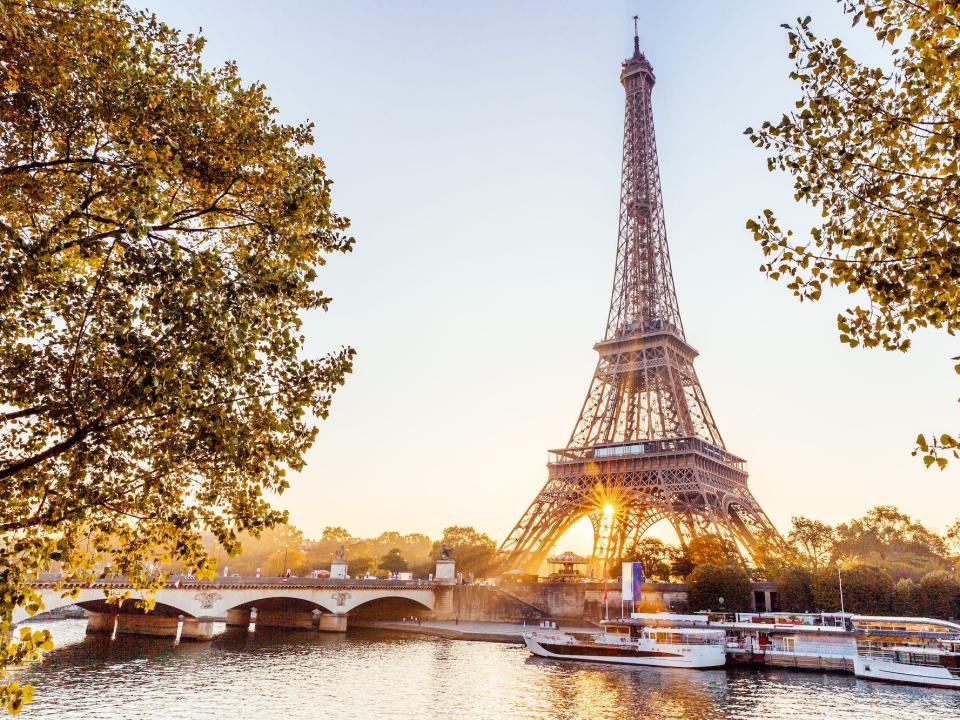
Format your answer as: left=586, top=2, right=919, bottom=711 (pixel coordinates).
left=854, top=638, right=960, bottom=689
left=523, top=619, right=726, bottom=669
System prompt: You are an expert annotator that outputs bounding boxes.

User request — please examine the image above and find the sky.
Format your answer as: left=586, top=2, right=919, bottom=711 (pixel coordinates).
left=138, top=1, right=959, bottom=552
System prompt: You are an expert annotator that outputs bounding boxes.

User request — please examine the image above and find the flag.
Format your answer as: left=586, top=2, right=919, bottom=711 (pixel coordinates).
left=632, top=561, right=644, bottom=603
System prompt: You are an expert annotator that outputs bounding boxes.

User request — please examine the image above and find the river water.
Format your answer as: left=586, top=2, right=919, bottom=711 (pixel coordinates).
left=12, top=619, right=960, bottom=719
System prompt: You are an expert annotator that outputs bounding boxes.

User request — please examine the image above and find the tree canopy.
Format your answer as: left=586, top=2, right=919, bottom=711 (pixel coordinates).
left=432, top=526, right=497, bottom=577
left=0, top=1, right=353, bottom=712
left=745, top=0, right=959, bottom=466
left=686, top=564, right=752, bottom=613
left=773, top=507, right=960, bottom=617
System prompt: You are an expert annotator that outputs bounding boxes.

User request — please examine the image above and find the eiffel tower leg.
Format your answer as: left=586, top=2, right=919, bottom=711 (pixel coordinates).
left=590, top=510, right=630, bottom=579
left=494, top=483, right=586, bottom=574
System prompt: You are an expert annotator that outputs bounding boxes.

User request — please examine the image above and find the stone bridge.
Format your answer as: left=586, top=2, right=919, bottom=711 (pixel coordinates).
left=20, top=576, right=448, bottom=639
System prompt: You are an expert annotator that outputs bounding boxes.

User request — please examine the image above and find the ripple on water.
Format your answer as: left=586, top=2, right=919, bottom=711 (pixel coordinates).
left=11, top=620, right=960, bottom=720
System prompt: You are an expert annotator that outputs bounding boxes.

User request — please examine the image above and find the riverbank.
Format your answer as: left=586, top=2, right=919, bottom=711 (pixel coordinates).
left=351, top=619, right=597, bottom=644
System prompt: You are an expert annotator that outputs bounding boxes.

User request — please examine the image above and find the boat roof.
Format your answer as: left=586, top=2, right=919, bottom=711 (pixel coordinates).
left=602, top=621, right=723, bottom=635
left=628, top=612, right=711, bottom=624
left=885, top=645, right=960, bottom=655
left=719, top=622, right=852, bottom=635
left=851, top=615, right=960, bottom=631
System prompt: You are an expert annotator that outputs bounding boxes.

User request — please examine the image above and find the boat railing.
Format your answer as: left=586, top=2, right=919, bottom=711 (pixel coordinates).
left=729, top=638, right=843, bottom=656
left=646, top=631, right=724, bottom=646
left=857, top=648, right=896, bottom=661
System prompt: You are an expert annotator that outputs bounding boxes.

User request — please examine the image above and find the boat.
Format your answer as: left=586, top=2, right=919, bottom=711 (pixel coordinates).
left=854, top=636, right=960, bottom=689
left=720, top=612, right=960, bottom=675
left=523, top=618, right=726, bottom=668
left=721, top=616, right=856, bottom=672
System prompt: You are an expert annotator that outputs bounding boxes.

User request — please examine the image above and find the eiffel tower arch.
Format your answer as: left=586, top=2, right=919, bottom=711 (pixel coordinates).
left=496, top=22, right=782, bottom=575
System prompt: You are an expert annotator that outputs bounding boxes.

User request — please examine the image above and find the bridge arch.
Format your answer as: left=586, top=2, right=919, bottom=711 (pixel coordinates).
left=14, top=588, right=200, bottom=624
left=347, top=595, right=433, bottom=620
left=225, top=596, right=335, bottom=615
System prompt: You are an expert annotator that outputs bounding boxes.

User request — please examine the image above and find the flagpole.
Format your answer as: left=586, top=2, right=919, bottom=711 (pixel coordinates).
left=838, top=567, right=845, bottom=616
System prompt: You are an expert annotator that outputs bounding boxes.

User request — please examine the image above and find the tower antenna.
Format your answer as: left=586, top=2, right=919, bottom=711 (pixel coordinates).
left=633, top=15, right=640, bottom=56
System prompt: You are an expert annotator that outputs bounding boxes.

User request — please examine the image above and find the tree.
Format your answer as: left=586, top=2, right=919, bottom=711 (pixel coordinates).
left=787, top=517, right=835, bottom=572
left=380, top=548, right=408, bottom=574
left=668, top=545, right=695, bottom=580
left=686, top=534, right=742, bottom=568
left=917, top=571, right=960, bottom=620
left=321, top=527, right=352, bottom=546
left=812, top=568, right=843, bottom=612
left=745, top=0, right=960, bottom=467
left=622, top=537, right=674, bottom=581
left=842, top=565, right=894, bottom=615
left=431, top=526, right=496, bottom=577
left=0, top=2, right=354, bottom=712
left=347, top=556, right=374, bottom=578
left=945, top=518, right=960, bottom=557
left=834, top=506, right=947, bottom=578
left=892, top=577, right=919, bottom=616
left=686, top=564, right=752, bottom=613
left=776, top=566, right=815, bottom=612
left=202, top=524, right=304, bottom=577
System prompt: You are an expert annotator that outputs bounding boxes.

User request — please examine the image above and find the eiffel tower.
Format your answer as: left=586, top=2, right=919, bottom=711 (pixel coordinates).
left=496, top=21, right=781, bottom=575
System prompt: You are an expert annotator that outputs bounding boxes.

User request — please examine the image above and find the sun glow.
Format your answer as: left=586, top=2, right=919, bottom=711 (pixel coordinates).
left=602, top=502, right=615, bottom=518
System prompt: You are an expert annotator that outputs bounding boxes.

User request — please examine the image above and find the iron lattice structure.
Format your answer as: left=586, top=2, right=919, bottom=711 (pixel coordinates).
left=496, top=28, right=781, bottom=575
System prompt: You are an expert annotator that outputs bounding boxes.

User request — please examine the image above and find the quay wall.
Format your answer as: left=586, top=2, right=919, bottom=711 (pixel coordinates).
left=442, top=582, right=691, bottom=623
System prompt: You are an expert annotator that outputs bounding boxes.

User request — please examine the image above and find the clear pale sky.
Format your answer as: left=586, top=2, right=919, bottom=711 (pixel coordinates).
left=140, top=1, right=958, bottom=551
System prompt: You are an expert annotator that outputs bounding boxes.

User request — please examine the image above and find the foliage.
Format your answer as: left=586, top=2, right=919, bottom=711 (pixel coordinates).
left=320, top=527, right=351, bottom=545
left=621, top=537, right=674, bottom=581
left=686, top=564, right=752, bottom=613
left=431, top=526, right=496, bottom=577
left=745, top=0, right=959, bottom=466
left=917, top=570, right=960, bottom=620
left=202, top=524, right=305, bottom=577
left=668, top=545, right=695, bottom=579
left=787, top=517, right=835, bottom=572
left=786, top=506, right=953, bottom=583
left=841, top=565, right=894, bottom=615
left=379, top=548, right=408, bottom=574
left=811, top=568, right=843, bottom=612
left=350, top=532, right=431, bottom=571
left=0, top=1, right=353, bottom=711
left=775, top=566, right=815, bottom=612
left=686, top=534, right=743, bottom=568
left=812, top=564, right=894, bottom=614
left=834, top=506, right=947, bottom=577
left=892, top=577, right=918, bottom=616
left=347, top=556, right=375, bottom=577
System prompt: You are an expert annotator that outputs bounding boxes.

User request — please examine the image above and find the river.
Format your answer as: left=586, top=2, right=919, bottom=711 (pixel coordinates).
left=12, top=619, right=960, bottom=719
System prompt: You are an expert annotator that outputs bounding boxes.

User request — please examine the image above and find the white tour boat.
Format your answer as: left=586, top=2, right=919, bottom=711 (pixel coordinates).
left=854, top=638, right=960, bottom=689
left=523, top=618, right=726, bottom=669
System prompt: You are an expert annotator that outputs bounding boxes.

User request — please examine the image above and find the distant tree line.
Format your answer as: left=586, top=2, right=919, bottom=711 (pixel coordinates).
left=199, top=524, right=497, bottom=580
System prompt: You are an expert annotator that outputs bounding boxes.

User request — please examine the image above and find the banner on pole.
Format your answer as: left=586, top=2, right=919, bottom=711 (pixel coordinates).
left=621, top=561, right=645, bottom=601
left=632, top=561, right=644, bottom=602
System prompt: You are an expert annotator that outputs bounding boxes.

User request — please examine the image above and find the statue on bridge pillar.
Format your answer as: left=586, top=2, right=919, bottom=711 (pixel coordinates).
left=434, top=547, right=456, bottom=585
left=330, top=545, right=348, bottom=580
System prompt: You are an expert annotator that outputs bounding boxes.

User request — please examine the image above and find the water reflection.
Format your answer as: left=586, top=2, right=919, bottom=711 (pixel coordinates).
left=14, top=620, right=960, bottom=719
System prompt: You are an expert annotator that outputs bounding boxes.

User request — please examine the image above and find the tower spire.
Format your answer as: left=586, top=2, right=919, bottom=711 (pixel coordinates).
left=633, top=15, right=640, bottom=57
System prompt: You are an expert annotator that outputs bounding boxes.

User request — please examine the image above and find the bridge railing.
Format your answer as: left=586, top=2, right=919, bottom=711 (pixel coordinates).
left=30, top=573, right=437, bottom=589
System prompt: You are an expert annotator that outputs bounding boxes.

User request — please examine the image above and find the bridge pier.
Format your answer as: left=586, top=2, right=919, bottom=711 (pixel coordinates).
left=226, top=608, right=251, bottom=627
left=319, top=614, right=347, bottom=633
left=85, top=612, right=116, bottom=634
left=85, top=613, right=214, bottom=640
left=253, top=609, right=316, bottom=630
